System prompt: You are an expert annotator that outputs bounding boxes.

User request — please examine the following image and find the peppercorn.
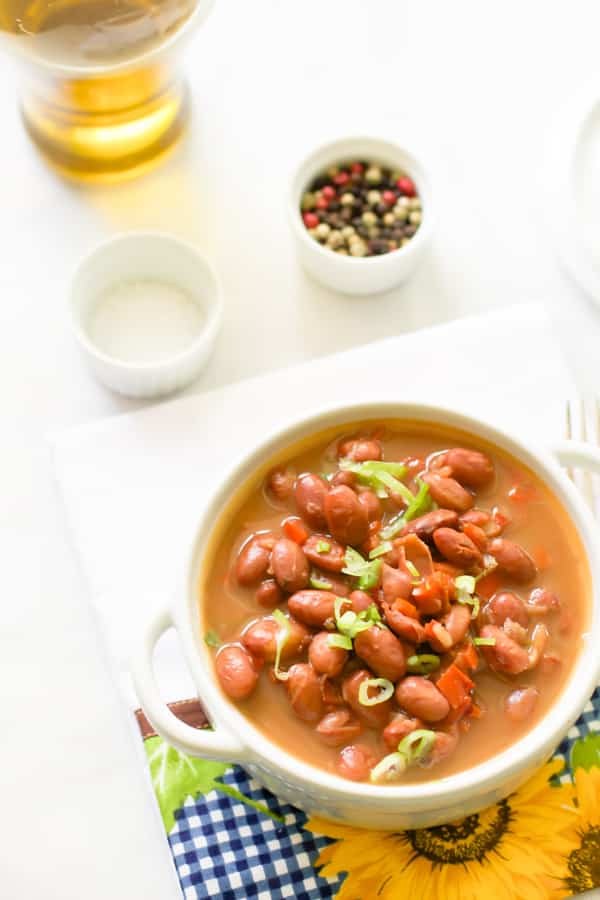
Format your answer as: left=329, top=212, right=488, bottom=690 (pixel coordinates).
left=396, top=176, right=416, bottom=197
left=314, top=222, right=330, bottom=241
left=349, top=239, right=367, bottom=257
left=367, top=189, right=381, bottom=205
left=383, top=212, right=395, bottom=226
left=301, top=192, right=316, bottom=211
left=409, top=210, right=422, bottom=226
left=340, top=192, right=355, bottom=206
left=361, top=210, right=377, bottom=227
left=303, top=211, right=319, bottom=229
left=365, top=166, right=382, bottom=184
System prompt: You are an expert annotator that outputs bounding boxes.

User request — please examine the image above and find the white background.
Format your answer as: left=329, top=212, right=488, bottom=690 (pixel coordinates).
left=2, top=1, right=600, bottom=897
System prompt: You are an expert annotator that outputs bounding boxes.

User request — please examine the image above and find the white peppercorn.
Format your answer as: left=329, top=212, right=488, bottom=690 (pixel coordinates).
left=315, top=222, right=331, bottom=241
left=367, top=189, right=381, bottom=205
left=349, top=239, right=368, bottom=257
left=361, top=210, right=377, bottom=227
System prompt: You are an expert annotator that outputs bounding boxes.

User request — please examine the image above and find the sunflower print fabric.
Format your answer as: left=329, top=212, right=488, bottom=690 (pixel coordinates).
left=305, top=732, right=600, bottom=900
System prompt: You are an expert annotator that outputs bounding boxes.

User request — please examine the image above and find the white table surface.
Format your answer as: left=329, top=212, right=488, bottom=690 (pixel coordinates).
left=3, top=1, right=600, bottom=896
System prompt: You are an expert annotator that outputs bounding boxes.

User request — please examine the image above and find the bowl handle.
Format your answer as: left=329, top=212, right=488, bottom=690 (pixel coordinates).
left=132, top=606, right=247, bottom=762
left=550, top=440, right=600, bottom=474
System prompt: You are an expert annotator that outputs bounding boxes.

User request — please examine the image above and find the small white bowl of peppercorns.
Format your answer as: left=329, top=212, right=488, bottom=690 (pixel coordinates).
left=289, top=136, right=432, bottom=295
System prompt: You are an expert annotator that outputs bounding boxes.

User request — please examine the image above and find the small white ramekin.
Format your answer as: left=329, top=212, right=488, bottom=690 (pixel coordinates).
left=70, top=232, right=223, bottom=399
left=288, top=136, right=433, bottom=296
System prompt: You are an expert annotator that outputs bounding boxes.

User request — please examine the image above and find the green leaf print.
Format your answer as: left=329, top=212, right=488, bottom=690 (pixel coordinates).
left=570, top=733, right=600, bottom=774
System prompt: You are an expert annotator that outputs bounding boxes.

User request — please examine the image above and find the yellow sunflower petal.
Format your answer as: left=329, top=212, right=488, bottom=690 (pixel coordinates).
left=574, top=766, right=600, bottom=826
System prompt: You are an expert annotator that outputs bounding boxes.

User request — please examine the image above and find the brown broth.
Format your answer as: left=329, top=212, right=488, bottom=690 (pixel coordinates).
left=200, top=420, right=591, bottom=783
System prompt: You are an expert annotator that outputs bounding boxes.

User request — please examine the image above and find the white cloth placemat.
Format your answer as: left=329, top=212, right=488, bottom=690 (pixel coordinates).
left=51, top=302, right=574, bottom=708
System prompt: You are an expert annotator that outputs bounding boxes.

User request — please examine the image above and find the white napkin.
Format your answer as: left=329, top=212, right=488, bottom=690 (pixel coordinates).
left=51, top=302, right=574, bottom=707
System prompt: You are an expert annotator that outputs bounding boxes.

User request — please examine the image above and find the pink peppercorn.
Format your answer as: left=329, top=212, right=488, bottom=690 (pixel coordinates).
left=333, top=171, right=350, bottom=186
left=350, top=162, right=363, bottom=174
left=303, top=212, right=319, bottom=229
left=396, top=176, right=416, bottom=197
left=322, top=185, right=336, bottom=200
left=382, top=190, right=396, bottom=206
left=316, top=196, right=329, bottom=210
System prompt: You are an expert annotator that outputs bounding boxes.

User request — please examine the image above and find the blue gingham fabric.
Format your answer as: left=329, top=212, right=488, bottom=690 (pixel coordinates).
left=166, top=688, right=600, bottom=899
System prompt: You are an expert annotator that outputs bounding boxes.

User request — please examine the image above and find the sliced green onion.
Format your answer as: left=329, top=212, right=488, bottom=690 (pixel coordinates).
left=455, top=574, right=480, bottom=620
left=405, top=560, right=420, bottom=579
left=359, top=558, right=382, bottom=591
left=339, top=460, right=410, bottom=501
left=272, top=609, right=291, bottom=681
left=364, top=603, right=382, bottom=624
left=370, top=751, right=407, bottom=784
left=358, top=677, right=394, bottom=707
left=406, top=653, right=440, bottom=674
left=204, top=629, right=220, bottom=648
left=327, top=633, right=352, bottom=651
left=310, top=573, right=333, bottom=590
left=334, top=595, right=352, bottom=620
left=474, top=637, right=496, bottom=646
left=316, top=540, right=331, bottom=554
left=369, top=541, right=392, bottom=560
left=342, top=547, right=382, bottom=591
left=379, top=480, right=431, bottom=540
left=455, top=575, right=476, bottom=594
left=475, top=555, right=499, bottom=582
left=397, top=729, right=436, bottom=764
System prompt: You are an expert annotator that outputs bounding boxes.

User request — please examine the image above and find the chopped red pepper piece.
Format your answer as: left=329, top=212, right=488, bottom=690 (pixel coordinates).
left=282, top=517, right=309, bottom=545
left=437, top=664, right=474, bottom=709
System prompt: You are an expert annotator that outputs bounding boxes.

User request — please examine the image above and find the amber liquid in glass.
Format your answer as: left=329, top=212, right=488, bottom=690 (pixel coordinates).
left=0, top=0, right=197, bottom=180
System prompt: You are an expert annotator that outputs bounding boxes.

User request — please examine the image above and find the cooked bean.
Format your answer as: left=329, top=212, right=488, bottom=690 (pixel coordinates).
left=255, top=578, right=284, bottom=608
left=342, top=669, right=393, bottom=728
left=527, top=623, right=549, bottom=670
left=271, top=537, right=309, bottom=592
left=267, top=467, right=295, bottom=501
left=294, top=473, right=329, bottom=529
left=338, top=437, right=382, bottom=462
left=445, top=448, right=494, bottom=488
left=331, top=470, right=356, bottom=488
left=286, top=663, right=324, bottom=721
left=489, top=538, right=537, bottom=583
left=383, top=714, right=422, bottom=750
left=288, top=589, right=338, bottom=627
left=349, top=590, right=374, bottom=613
left=461, top=522, right=488, bottom=552
left=354, top=626, right=406, bottom=681
left=504, top=687, right=539, bottom=722
left=443, top=603, right=471, bottom=645
left=215, top=644, right=259, bottom=700
left=309, top=632, right=349, bottom=677
left=303, top=534, right=346, bottom=573
left=316, top=709, right=362, bottom=746
left=320, top=676, right=344, bottom=708
left=484, top=592, right=528, bottom=627
left=396, top=533, right=434, bottom=577
left=337, top=744, right=376, bottom=781
left=459, top=508, right=491, bottom=529
left=357, top=489, right=382, bottom=521
left=235, top=533, right=274, bottom=586
left=427, top=727, right=459, bottom=765
left=395, top=676, right=450, bottom=722
left=383, top=601, right=426, bottom=643
left=382, top=562, right=411, bottom=602
left=422, top=473, right=474, bottom=513
left=478, top=625, right=529, bottom=675
left=241, top=615, right=309, bottom=661
left=433, top=527, right=483, bottom=569
left=324, top=485, right=369, bottom=546
left=401, top=508, right=459, bottom=540
left=527, top=587, right=560, bottom=615
left=503, top=618, right=528, bottom=645
left=425, top=620, right=454, bottom=653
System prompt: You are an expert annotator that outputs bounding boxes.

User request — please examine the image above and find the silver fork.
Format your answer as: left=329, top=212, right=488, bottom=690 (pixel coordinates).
left=566, top=394, right=600, bottom=513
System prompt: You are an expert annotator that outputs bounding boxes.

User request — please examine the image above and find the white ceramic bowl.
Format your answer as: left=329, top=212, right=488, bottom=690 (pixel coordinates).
left=70, top=232, right=223, bottom=399
left=133, top=401, right=600, bottom=829
left=288, top=137, right=432, bottom=295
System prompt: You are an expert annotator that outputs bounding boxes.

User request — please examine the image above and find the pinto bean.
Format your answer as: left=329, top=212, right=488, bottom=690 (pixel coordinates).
left=255, top=578, right=284, bottom=608
left=484, top=592, right=529, bottom=627
left=479, top=624, right=529, bottom=675
left=271, top=538, right=309, bottom=592
left=286, top=663, right=324, bottom=721
left=395, top=676, right=450, bottom=723
left=235, top=533, right=274, bottom=586
left=357, top=489, right=382, bottom=522
left=294, top=474, right=329, bottom=529
left=337, top=744, right=377, bottom=781
left=504, top=687, right=539, bottom=722
left=445, top=448, right=494, bottom=488
left=288, top=590, right=338, bottom=627
left=338, top=437, right=382, bottom=462
left=382, top=562, right=411, bottom=602
left=354, top=626, right=406, bottom=681
left=422, top=473, right=474, bottom=513
left=309, top=632, right=349, bottom=677
left=383, top=714, right=423, bottom=750
left=241, top=615, right=309, bottom=661
left=433, top=528, right=483, bottom=569
left=303, top=534, right=346, bottom=573
left=325, top=485, right=369, bottom=546
left=401, top=509, right=459, bottom=541
left=267, top=467, right=295, bottom=501
left=383, top=602, right=426, bottom=643
left=443, top=603, right=472, bottom=645
left=215, top=644, right=259, bottom=700
left=349, top=590, right=374, bottom=613
left=316, top=709, right=362, bottom=746
left=489, top=538, right=537, bottom=583
left=342, top=669, right=393, bottom=728
left=527, top=587, right=560, bottom=615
